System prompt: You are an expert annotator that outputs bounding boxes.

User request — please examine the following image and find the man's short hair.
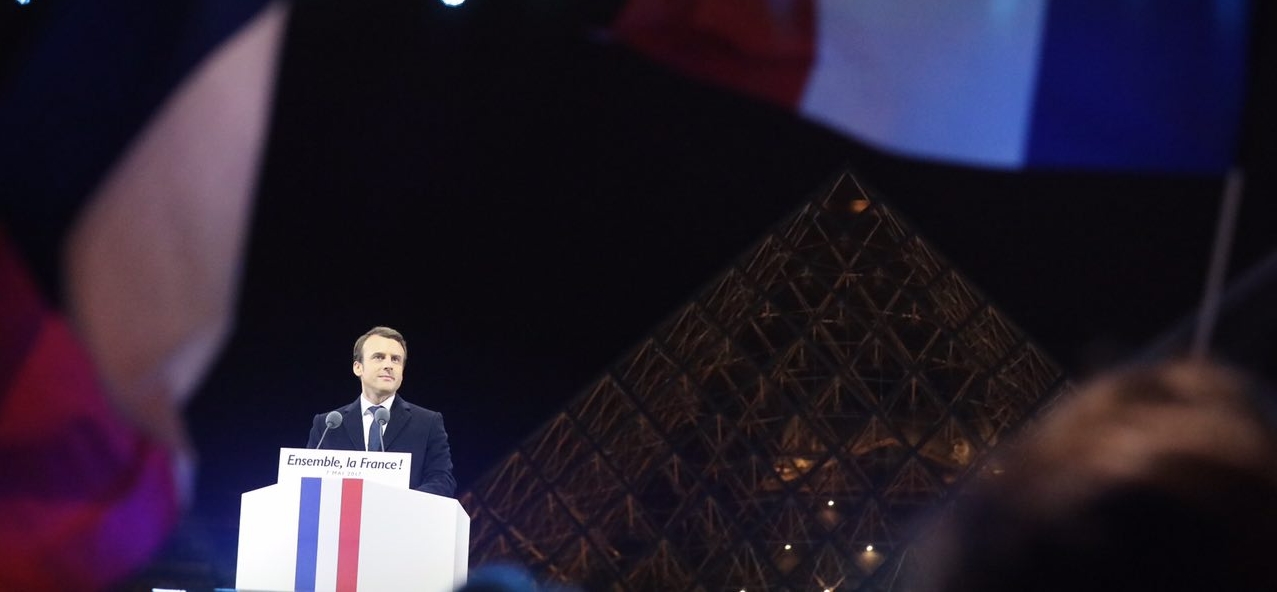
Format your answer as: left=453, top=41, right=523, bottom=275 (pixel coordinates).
left=908, top=360, right=1277, bottom=592
left=353, top=326, right=407, bottom=364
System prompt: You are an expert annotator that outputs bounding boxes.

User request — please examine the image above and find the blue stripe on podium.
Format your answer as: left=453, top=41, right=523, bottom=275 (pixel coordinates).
left=295, top=477, right=323, bottom=592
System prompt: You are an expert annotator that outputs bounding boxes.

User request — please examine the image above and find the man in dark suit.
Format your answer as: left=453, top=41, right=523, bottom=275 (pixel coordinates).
left=307, top=326, right=456, bottom=497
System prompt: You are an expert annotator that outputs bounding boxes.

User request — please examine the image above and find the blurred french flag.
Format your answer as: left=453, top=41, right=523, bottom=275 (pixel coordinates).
left=612, top=0, right=1251, bottom=174
left=0, top=0, right=283, bottom=589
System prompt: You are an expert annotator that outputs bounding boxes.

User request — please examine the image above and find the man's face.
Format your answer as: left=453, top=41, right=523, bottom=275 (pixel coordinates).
left=353, top=335, right=405, bottom=398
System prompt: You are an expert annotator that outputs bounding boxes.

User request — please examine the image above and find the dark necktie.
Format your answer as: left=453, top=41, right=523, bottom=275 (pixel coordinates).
left=367, top=405, right=384, bottom=452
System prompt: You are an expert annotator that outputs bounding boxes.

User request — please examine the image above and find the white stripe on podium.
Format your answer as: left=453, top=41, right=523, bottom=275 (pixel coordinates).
left=314, top=478, right=344, bottom=591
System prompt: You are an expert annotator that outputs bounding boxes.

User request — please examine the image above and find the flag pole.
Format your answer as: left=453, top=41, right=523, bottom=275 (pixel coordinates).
left=1191, top=167, right=1245, bottom=359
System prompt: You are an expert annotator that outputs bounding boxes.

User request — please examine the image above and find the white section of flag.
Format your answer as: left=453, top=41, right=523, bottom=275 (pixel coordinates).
left=800, top=0, right=1049, bottom=167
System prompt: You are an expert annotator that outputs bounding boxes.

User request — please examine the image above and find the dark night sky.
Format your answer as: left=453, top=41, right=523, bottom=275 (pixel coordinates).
left=6, top=0, right=1277, bottom=581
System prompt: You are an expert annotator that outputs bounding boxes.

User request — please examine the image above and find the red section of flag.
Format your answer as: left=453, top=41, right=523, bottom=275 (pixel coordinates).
left=336, top=478, right=365, bottom=591
left=0, top=229, right=178, bottom=591
left=611, top=0, right=816, bottom=106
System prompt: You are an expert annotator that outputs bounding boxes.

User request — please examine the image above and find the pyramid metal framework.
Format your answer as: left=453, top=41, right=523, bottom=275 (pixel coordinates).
left=459, top=172, right=1069, bottom=591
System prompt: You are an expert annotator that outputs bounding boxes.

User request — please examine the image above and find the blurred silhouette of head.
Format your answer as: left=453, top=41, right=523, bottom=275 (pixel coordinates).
left=910, top=359, right=1277, bottom=592
left=455, top=563, right=580, bottom=592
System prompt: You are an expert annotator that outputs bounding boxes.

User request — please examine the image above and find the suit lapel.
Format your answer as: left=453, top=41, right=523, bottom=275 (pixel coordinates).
left=382, top=396, right=411, bottom=448
left=342, top=399, right=364, bottom=450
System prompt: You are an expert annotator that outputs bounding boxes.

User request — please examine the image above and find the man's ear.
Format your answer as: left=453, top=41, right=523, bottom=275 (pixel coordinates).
left=353, top=360, right=363, bottom=377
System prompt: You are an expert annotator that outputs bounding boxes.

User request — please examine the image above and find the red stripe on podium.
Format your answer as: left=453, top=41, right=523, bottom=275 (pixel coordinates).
left=335, top=479, right=364, bottom=591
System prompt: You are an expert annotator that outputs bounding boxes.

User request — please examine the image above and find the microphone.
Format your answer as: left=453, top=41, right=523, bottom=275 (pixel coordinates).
left=314, top=411, right=343, bottom=449
left=373, top=406, right=390, bottom=452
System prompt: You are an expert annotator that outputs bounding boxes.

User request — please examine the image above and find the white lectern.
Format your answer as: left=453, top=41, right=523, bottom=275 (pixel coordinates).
left=236, top=448, right=469, bottom=592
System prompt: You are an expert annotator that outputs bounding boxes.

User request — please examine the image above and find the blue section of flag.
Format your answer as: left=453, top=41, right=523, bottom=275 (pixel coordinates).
left=1026, top=0, right=1249, bottom=173
left=295, top=477, right=323, bottom=592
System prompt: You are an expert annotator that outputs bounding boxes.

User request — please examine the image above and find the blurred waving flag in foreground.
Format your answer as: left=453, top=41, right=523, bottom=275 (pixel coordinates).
left=0, top=0, right=283, bottom=589
left=611, top=0, right=1251, bottom=174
